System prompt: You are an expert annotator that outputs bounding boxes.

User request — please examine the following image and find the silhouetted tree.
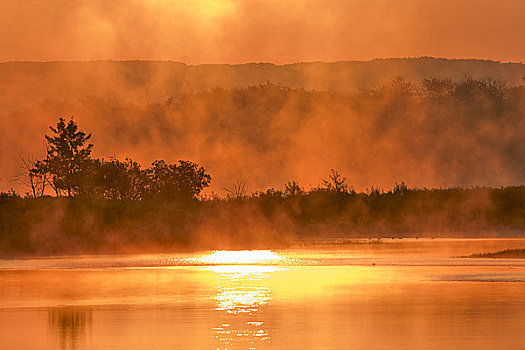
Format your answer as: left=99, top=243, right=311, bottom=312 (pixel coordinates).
left=224, top=177, right=249, bottom=199
left=43, top=117, right=93, bottom=196
left=93, top=158, right=146, bottom=200
left=322, top=169, right=350, bottom=194
left=284, top=181, right=303, bottom=197
left=145, top=160, right=211, bottom=201
left=13, top=153, right=47, bottom=198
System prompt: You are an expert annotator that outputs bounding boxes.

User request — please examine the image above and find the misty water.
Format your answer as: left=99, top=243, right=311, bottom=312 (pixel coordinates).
left=1, top=239, right=525, bottom=349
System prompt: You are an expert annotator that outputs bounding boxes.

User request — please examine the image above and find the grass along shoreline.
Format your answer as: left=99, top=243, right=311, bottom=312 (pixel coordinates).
left=460, top=248, right=525, bottom=259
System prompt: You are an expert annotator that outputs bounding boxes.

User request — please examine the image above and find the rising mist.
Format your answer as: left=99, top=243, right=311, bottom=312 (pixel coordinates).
left=2, top=66, right=525, bottom=194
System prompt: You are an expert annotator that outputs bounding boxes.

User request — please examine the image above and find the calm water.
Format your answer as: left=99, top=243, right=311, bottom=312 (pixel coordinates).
left=1, top=238, right=525, bottom=349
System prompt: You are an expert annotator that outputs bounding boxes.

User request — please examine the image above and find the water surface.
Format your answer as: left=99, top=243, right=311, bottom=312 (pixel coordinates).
left=1, top=238, right=524, bottom=349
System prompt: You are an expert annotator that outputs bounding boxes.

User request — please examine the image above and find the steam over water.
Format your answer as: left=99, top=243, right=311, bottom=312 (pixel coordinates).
left=1, top=238, right=525, bottom=349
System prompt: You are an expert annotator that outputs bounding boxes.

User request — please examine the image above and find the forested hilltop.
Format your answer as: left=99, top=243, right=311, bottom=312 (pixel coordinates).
left=1, top=58, right=525, bottom=115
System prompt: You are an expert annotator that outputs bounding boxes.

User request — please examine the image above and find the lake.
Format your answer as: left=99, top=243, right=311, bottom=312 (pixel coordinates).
left=1, top=238, right=525, bottom=349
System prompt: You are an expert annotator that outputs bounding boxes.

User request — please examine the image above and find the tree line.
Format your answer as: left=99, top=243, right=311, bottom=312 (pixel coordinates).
left=23, top=117, right=211, bottom=201
left=16, top=116, right=362, bottom=201
left=2, top=114, right=524, bottom=256
left=4, top=75, right=525, bottom=198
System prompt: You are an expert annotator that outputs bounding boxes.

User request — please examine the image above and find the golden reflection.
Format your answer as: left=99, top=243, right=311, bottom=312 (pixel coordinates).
left=48, top=307, right=92, bottom=350
left=216, top=284, right=271, bottom=314
left=210, top=262, right=281, bottom=349
left=198, top=250, right=285, bottom=265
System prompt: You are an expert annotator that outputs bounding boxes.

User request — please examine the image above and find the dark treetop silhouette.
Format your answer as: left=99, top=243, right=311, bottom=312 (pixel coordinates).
left=29, top=117, right=211, bottom=202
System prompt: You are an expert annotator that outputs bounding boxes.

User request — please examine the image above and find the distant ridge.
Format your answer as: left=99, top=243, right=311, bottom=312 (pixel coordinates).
left=1, top=57, right=525, bottom=114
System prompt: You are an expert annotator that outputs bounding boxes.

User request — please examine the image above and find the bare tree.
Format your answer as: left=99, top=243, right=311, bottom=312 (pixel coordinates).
left=13, top=152, right=47, bottom=198
left=224, top=177, right=249, bottom=199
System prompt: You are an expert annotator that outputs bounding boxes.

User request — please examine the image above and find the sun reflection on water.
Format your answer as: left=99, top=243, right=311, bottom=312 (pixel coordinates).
left=205, top=251, right=283, bottom=349
left=211, top=267, right=277, bottom=314
left=198, top=250, right=285, bottom=265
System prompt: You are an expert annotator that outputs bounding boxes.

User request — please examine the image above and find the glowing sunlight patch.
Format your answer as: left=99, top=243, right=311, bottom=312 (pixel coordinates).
left=198, top=250, right=285, bottom=265
left=216, top=287, right=271, bottom=313
left=205, top=265, right=284, bottom=274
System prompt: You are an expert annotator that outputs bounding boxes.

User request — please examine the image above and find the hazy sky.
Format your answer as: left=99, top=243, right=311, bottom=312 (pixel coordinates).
left=1, top=0, right=524, bottom=63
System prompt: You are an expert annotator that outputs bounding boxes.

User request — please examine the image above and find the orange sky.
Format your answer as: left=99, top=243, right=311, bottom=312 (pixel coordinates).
left=0, top=0, right=524, bottom=63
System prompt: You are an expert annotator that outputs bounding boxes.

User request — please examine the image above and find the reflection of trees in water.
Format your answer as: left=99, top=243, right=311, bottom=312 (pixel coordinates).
left=48, top=307, right=92, bottom=350
left=212, top=266, right=275, bottom=349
